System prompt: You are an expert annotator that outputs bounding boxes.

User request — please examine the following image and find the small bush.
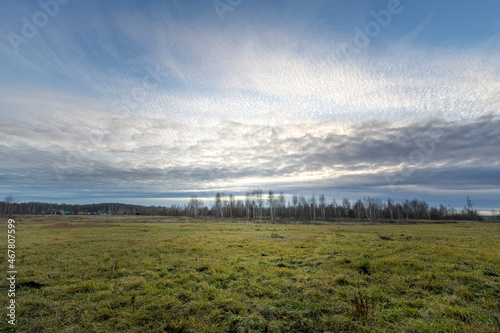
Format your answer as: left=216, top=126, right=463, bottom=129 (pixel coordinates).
left=351, top=292, right=373, bottom=319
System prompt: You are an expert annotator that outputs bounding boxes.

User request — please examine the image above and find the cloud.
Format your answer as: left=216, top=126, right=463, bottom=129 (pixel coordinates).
left=0, top=1, right=498, bottom=210
left=2, top=114, right=498, bottom=204
left=2, top=1, right=498, bottom=126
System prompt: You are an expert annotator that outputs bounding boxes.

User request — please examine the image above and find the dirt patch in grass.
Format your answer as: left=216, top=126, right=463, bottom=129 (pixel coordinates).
left=179, top=223, right=224, bottom=227
left=45, top=223, right=118, bottom=229
left=19, top=281, right=45, bottom=289
left=265, top=237, right=314, bottom=242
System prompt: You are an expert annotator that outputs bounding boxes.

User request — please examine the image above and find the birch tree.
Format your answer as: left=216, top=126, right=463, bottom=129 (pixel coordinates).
left=268, top=190, right=275, bottom=220
left=319, top=194, right=326, bottom=220
left=342, top=198, right=350, bottom=218
left=292, top=194, right=298, bottom=219
left=214, top=192, right=223, bottom=218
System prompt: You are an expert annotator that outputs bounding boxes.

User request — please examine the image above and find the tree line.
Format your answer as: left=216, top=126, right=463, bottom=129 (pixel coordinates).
left=188, top=191, right=486, bottom=221
left=2, top=192, right=492, bottom=221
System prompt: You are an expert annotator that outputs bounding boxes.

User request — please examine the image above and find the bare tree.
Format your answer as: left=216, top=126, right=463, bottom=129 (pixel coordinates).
left=310, top=194, right=317, bottom=221
left=332, top=199, right=338, bottom=218
left=278, top=192, right=286, bottom=218
left=255, top=189, right=264, bottom=218
left=299, top=195, right=307, bottom=219
left=292, top=194, right=298, bottom=219
left=354, top=199, right=364, bottom=220
left=363, top=197, right=371, bottom=220
left=319, top=194, right=326, bottom=220
left=268, top=190, right=275, bottom=220
left=342, top=198, right=350, bottom=218
left=214, top=192, right=223, bottom=218
left=229, top=194, right=235, bottom=218
left=3, top=195, right=15, bottom=218
left=188, top=196, right=199, bottom=217
left=387, top=198, right=394, bottom=220
left=251, top=191, right=257, bottom=219
left=245, top=191, right=251, bottom=219
left=403, top=200, right=410, bottom=220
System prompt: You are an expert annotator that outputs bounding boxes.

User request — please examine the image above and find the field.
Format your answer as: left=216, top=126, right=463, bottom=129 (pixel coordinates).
left=1, top=216, right=500, bottom=332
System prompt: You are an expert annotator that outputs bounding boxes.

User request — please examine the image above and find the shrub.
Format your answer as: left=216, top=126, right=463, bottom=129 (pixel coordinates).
left=351, top=292, right=373, bottom=319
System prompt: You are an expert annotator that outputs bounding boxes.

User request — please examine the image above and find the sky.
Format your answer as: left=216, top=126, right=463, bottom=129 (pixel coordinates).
left=0, top=0, right=499, bottom=213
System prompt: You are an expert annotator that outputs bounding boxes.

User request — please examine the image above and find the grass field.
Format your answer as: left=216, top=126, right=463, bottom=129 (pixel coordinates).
left=1, top=216, right=499, bottom=332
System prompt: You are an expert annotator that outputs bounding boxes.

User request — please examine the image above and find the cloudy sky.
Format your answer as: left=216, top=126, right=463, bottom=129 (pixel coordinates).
left=0, top=0, right=499, bottom=212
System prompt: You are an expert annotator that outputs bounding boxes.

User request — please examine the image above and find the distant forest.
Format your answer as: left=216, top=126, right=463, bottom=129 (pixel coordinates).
left=2, top=191, right=497, bottom=221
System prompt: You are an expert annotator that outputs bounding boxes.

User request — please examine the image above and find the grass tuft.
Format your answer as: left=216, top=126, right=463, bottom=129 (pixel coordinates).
left=351, top=292, right=373, bottom=319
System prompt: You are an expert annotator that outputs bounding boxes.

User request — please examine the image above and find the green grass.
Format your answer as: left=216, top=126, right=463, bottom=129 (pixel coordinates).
left=1, top=216, right=500, bottom=332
